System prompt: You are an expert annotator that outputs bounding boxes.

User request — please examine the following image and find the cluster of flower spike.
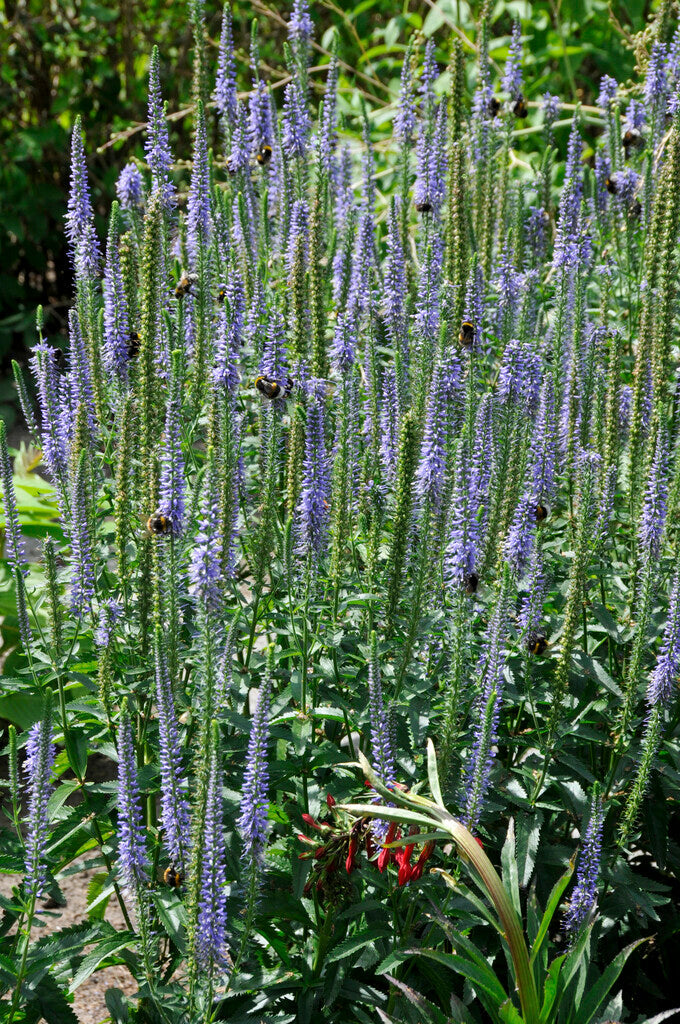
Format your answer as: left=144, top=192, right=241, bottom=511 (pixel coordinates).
left=6, top=0, right=680, bottom=985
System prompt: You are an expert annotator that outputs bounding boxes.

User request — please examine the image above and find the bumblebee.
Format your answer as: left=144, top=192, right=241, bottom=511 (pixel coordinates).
left=163, top=866, right=183, bottom=888
left=622, top=128, right=643, bottom=158
left=513, top=94, right=528, bottom=119
left=54, top=347, right=66, bottom=369
left=535, top=503, right=548, bottom=523
left=464, top=572, right=479, bottom=595
left=127, top=331, right=141, bottom=358
left=175, top=272, right=197, bottom=298
left=415, top=199, right=433, bottom=213
left=488, top=96, right=501, bottom=118
left=255, top=375, right=293, bottom=400
left=147, top=513, right=173, bottom=536
left=604, top=176, right=618, bottom=196
left=217, top=286, right=227, bottom=304
left=256, top=143, right=273, bottom=166
left=630, top=199, right=642, bottom=220
left=527, top=633, right=549, bottom=657
left=459, top=320, right=475, bottom=348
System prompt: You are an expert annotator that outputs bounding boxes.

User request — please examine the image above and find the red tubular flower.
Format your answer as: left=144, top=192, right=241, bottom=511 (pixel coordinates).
left=301, top=813, right=322, bottom=830
left=410, top=840, right=435, bottom=881
left=396, top=827, right=419, bottom=886
left=378, top=822, right=399, bottom=873
left=326, top=793, right=336, bottom=809
left=345, top=836, right=359, bottom=874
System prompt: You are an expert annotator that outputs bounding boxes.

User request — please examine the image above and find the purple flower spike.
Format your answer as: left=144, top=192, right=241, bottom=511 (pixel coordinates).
left=116, top=163, right=144, bottom=210
left=157, top=361, right=186, bottom=535
left=502, top=22, right=523, bottom=100
left=318, top=56, right=339, bottom=172
left=214, top=3, right=238, bottom=126
left=228, top=102, right=251, bottom=174
left=23, top=716, right=56, bottom=898
left=0, top=421, right=28, bottom=574
left=116, top=705, right=147, bottom=894
left=103, top=218, right=130, bottom=378
left=506, top=491, right=536, bottom=576
left=648, top=567, right=680, bottom=709
left=187, top=101, right=212, bottom=263
left=197, top=742, right=230, bottom=973
left=639, top=427, right=668, bottom=561
left=597, top=75, right=618, bottom=108
left=95, top=599, right=122, bottom=648
left=282, top=80, right=311, bottom=159
left=542, top=92, right=561, bottom=128
left=415, top=363, right=448, bottom=508
left=552, top=121, right=584, bottom=272
left=65, top=117, right=97, bottom=261
left=30, top=343, right=69, bottom=487
left=145, top=47, right=176, bottom=209
left=68, top=310, right=98, bottom=439
left=249, top=80, right=274, bottom=153
left=395, top=46, right=416, bottom=145
left=563, top=795, right=605, bottom=936
left=188, top=461, right=222, bottom=612
left=288, top=0, right=314, bottom=48
left=295, top=383, right=330, bottom=559
left=155, top=643, right=191, bottom=871
left=237, top=661, right=273, bottom=864
left=70, top=455, right=95, bottom=617
left=530, top=375, right=557, bottom=503
left=331, top=312, right=357, bottom=375
left=379, top=367, right=399, bottom=482
left=368, top=632, right=396, bottom=788
left=446, top=444, right=481, bottom=590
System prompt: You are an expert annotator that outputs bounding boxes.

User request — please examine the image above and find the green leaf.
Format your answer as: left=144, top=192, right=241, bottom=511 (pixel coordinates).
left=516, top=811, right=542, bottom=888
left=326, top=925, right=391, bottom=963
left=499, top=997, right=525, bottom=1024
left=501, top=819, right=521, bottom=917
left=68, top=931, right=137, bottom=993
left=86, top=874, right=111, bottom=921
left=573, top=939, right=646, bottom=1024
left=152, top=890, right=187, bottom=952
left=28, top=974, right=79, bottom=1024
left=539, top=955, right=565, bottom=1024
left=530, top=861, right=575, bottom=966
left=427, top=737, right=444, bottom=806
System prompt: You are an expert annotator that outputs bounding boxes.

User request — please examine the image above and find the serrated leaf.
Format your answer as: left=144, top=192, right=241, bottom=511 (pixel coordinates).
left=516, top=811, right=542, bottom=888
left=28, top=974, right=79, bottom=1024
left=326, top=925, right=391, bottom=963
left=499, top=997, right=524, bottom=1024
left=574, top=939, right=646, bottom=1024
left=68, top=931, right=136, bottom=993
left=501, top=819, right=520, bottom=917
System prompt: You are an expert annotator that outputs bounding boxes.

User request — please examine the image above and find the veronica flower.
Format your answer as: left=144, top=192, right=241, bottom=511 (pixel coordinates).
left=502, top=22, right=523, bottom=100
left=237, top=660, right=273, bottom=864
left=288, top=0, right=314, bottom=50
left=286, top=200, right=308, bottom=276
left=518, top=543, right=549, bottom=636
left=419, top=38, right=438, bottom=118
left=463, top=258, right=485, bottom=341
left=116, top=704, right=147, bottom=894
left=65, top=116, right=99, bottom=274
left=70, top=454, right=95, bottom=616
left=30, top=344, right=69, bottom=487
left=413, top=103, right=446, bottom=217
left=23, top=715, right=55, bottom=898
left=379, top=367, right=399, bottom=482
left=155, top=643, right=191, bottom=871
left=214, top=3, right=238, bottom=126
left=542, top=92, right=561, bottom=128
left=331, top=312, right=357, bottom=375
left=414, top=232, right=444, bottom=340
left=258, top=307, right=288, bottom=381
left=228, top=101, right=250, bottom=174
left=395, top=43, right=416, bottom=145
left=368, top=632, right=396, bottom=787
left=638, top=426, right=668, bottom=561
left=647, top=567, right=680, bottom=708
left=0, top=420, right=28, bottom=574
left=446, top=444, right=481, bottom=590
left=68, top=310, right=98, bottom=439
left=187, top=101, right=211, bottom=263
left=317, top=55, right=339, bottom=173
left=597, top=75, right=618, bottom=109
left=506, top=491, right=536, bottom=576
left=157, top=362, right=186, bottom=535
left=188, top=460, right=222, bottom=613
left=461, top=575, right=510, bottom=829
left=552, top=121, right=583, bottom=271
left=645, top=41, right=668, bottom=106
left=95, top=599, right=122, bottom=648
left=249, top=80, right=274, bottom=152
left=103, top=207, right=130, bottom=377
left=282, top=80, right=311, bottom=159
left=295, top=383, right=330, bottom=558
left=145, top=47, right=176, bottom=209
left=384, top=197, right=407, bottom=351
left=563, top=795, right=605, bottom=936
left=196, top=741, right=229, bottom=971
left=529, top=376, right=557, bottom=503
left=333, top=145, right=354, bottom=232
left=415, top=363, right=448, bottom=508
left=116, top=163, right=144, bottom=210
left=624, top=98, right=645, bottom=133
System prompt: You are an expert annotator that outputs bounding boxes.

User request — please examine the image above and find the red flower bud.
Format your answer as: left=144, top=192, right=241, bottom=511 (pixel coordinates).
left=378, top=822, right=399, bottom=873
left=398, top=860, right=413, bottom=886
left=326, top=793, right=336, bottom=809
left=345, top=837, right=358, bottom=874
left=301, top=813, right=321, bottom=830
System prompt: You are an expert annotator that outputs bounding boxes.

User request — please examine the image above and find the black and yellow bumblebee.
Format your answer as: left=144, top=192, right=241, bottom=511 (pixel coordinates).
left=527, top=633, right=549, bottom=657
left=459, top=321, right=475, bottom=348
left=464, top=572, right=479, bottom=595
left=630, top=199, right=642, bottom=220
left=163, top=865, right=183, bottom=888
left=53, top=347, right=66, bottom=369
left=513, top=94, right=528, bottom=119
left=147, top=513, right=173, bottom=536
left=622, top=128, right=643, bottom=158
left=175, top=272, right=198, bottom=298
left=256, top=143, right=273, bottom=166
left=535, top=503, right=548, bottom=523
left=488, top=96, right=501, bottom=118
left=255, top=375, right=294, bottom=400
left=415, top=199, right=433, bottom=213
left=217, top=286, right=227, bottom=304
left=127, top=331, right=141, bottom=358
left=604, top=175, right=618, bottom=195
